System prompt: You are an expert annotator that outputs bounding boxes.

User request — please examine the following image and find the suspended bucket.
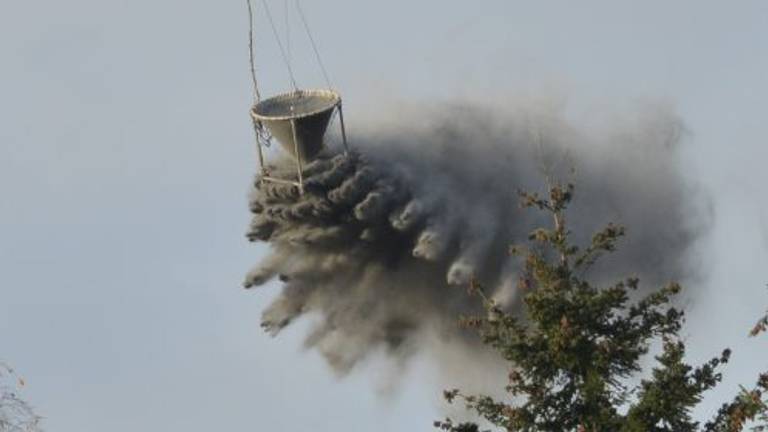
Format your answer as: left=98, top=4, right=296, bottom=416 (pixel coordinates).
left=251, top=89, right=341, bottom=163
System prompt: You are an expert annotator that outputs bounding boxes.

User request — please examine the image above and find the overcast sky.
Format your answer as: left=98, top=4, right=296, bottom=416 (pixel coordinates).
left=2, top=1, right=767, bottom=431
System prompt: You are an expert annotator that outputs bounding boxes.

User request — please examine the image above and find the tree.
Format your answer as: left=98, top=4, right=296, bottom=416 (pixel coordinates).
left=705, top=309, right=768, bottom=431
left=434, top=182, right=768, bottom=432
left=0, top=362, right=42, bottom=432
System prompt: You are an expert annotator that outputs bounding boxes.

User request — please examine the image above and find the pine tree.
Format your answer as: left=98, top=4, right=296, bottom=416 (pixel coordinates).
left=434, top=182, right=767, bottom=432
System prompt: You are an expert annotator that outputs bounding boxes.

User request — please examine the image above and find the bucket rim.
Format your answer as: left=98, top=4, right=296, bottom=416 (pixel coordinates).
left=250, top=88, right=341, bottom=122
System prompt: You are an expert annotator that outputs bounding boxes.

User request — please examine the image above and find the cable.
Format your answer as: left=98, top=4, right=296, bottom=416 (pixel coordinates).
left=284, top=0, right=291, bottom=67
left=246, top=0, right=261, bottom=103
left=295, top=0, right=333, bottom=89
left=261, top=0, right=299, bottom=91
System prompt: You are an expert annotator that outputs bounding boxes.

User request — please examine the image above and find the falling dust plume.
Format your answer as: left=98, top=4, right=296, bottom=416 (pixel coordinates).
left=243, top=99, right=708, bottom=376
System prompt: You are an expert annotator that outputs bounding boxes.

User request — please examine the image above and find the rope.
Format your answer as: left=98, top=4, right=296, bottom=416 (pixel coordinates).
left=246, top=0, right=261, bottom=103
left=246, top=0, right=272, bottom=147
left=295, top=0, right=333, bottom=89
left=284, top=0, right=291, bottom=67
left=261, top=0, right=299, bottom=91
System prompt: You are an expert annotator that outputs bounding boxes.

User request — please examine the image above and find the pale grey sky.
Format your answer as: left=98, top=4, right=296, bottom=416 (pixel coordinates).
left=1, top=1, right=767, bottom=431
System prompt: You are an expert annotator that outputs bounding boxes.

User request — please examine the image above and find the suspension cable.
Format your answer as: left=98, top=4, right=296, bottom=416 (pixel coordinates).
left=246, top=0, right=261, bottom=103
left=295, top=0, right=333, bottom=90
left=261, top=0, right=299, bottom=91
left=246, top=0, right=273, bottom=148
left=284, top=0, right=291, bottom=68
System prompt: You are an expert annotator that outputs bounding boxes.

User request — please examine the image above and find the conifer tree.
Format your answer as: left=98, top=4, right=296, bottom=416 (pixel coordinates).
left=435, top=183, right=767, bottom=432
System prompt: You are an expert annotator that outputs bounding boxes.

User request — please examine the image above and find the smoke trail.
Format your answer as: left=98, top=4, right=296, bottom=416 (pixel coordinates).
left=244, top=101, right=706, bottom=374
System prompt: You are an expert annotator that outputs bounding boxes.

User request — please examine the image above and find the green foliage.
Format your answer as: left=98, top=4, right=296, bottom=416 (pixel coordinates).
left=704, top=305, right=768, bottom=432
left=435, top=183, right=768, bottom=432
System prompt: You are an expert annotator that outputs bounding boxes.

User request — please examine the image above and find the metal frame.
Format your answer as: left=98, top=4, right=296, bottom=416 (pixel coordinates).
left=253, top=101, right=349, bottom=195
